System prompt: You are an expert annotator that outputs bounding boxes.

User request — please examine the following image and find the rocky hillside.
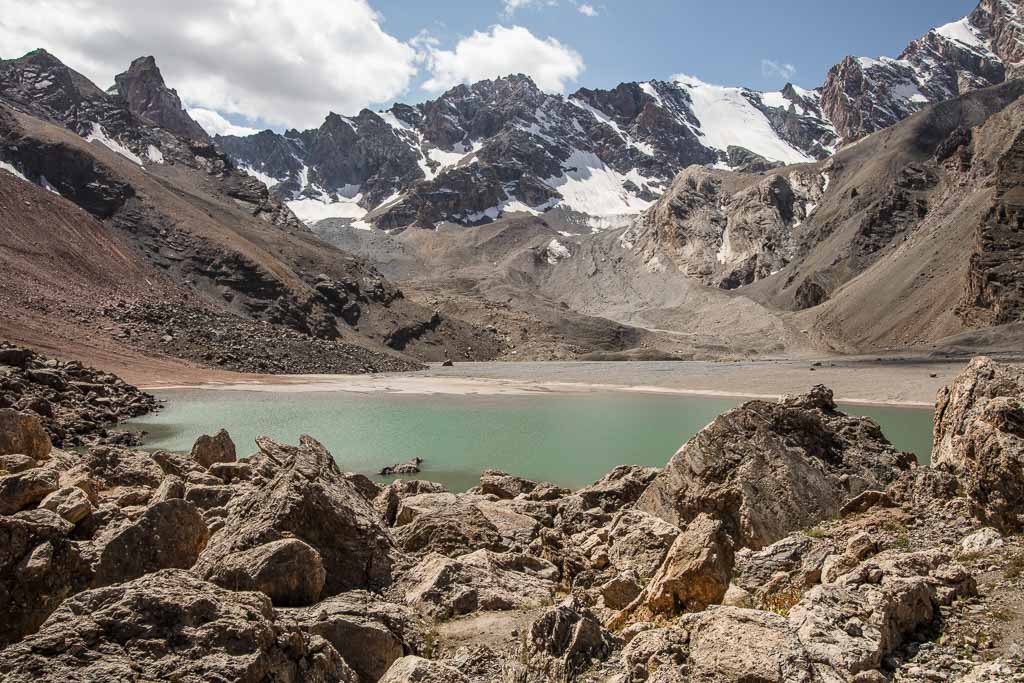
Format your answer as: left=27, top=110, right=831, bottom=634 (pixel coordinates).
left=217, top=0, right=1024, bottom=232
left=0, top=50, right=500, bottom=369
left=1, top=354, right=1023, bottom=680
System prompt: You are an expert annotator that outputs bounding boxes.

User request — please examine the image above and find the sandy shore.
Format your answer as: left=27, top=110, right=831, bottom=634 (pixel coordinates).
left=139, top=356, right=1006, bottom=407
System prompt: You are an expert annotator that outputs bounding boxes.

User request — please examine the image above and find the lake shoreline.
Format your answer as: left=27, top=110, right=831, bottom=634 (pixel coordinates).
left=135, top=357, right=991, bottom=408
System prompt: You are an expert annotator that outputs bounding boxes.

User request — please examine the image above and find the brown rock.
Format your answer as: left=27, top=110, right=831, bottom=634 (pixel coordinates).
left=0, top=569, right=356, bottom=682
left=932, top=357, right=1024, bottom=531
left=0, top=454, right=38, bottom=474
left=0, top=408, right=51, bottom=460
left=195, top=436, right=396, bottom=595
left=206, top=538, right=326, bottom=607
left=38, top=486, right=94, bottom=524
left=379, top=656, right=468, bottom=683
left=529, top=597, right=616, bottom=679
left=90, top=498, right=210, bottom=586
left=0, top=467, right=59, bottom=515
left=190, top=428, right=237, bottom=468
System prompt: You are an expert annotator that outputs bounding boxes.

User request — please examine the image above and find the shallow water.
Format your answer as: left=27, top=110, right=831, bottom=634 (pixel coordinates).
left=127, top=389, right=935, bottom=491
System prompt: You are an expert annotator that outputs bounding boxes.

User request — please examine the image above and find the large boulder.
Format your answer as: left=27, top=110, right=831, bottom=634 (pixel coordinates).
left=609, top=513, right=734, bottom=627
left=379, top=656, right=468, bottom=683
left=62, top=445, right=164, bottom=493
left=0, top=509, right=92, bottom=646
left=606, top=509, right=681, bottom=579
left=195, top=436, right=397, bottom=595
left=397, top=549, right=557, bottom=620
left=206, top=538, right=326, bottom=607
left=38, top=486, right=94, bottom=524
left=280, top=591, right=425, bottom=682
left=932, top=357, right=1024, bottom=531
left=89, top=498, right=210, bottom=586
left=0, top=408, right=51, bottom=460
left=0, top=467, right=59, bottom=514
left=374, top=479, right=448, bottom=526
left=528, top=597, right=617, bottom=680
left=0, top=569, right=356, bottom=682
left=638, top=386, right=915, bottom=550
left=190, top=428, right=237, bottom=468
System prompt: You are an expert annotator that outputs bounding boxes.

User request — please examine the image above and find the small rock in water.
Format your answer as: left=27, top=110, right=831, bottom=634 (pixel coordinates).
left=380, top=456, right=424, bottom=476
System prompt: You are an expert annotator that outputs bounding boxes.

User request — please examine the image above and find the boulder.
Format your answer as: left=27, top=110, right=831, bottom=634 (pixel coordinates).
left=0, top=453, right=38, bottom=474
left=788, top=550, right=976, bottom=680
left=932, top=357, right=1024, bottom=531
left=195, top=436, right=396, bottom=595
left=0, top=467, right=59, bottom=514
left=0, top=569, right=356, bottom=682
left=469, top=469, right=539, bottom=499
left=280, top=591, right=424, bottom=682
left=374, top=479, right=448, bottom=526
left=210, top=460, right=254, bottom=484
left=960, top=527, right=1004, bottom=554
left=64, top=445, right=164, bottom=491
left=90, top=498, right=210, bottom=586
left=0, top=509, right=92, bottom=646
left=638, top=386, right=915, bottom=550
left=731, top=533, right=833, bottom=612
left=379, top=656, right=468, bottom=683
left=206, top=538, right=326, bottom=607
left=153, top=473, right=186, bottom=501
left=190, top=428, right=237, bottom=468
left=398, top=549, right=557, bottom=620
left=393, top=502, right=506, bottom=557
left=528, top=597, right=616, bottom=679
left=184, top=482, right=239, bottom=509
left=38, top=486, right=94, bottom=524
left=606, top=509, right=681, bottom=579
left=576, top=464, right=660, bottom=512
left=0, top=408, right=51, bottom=460
left=609, top=513, right=734, bottom=626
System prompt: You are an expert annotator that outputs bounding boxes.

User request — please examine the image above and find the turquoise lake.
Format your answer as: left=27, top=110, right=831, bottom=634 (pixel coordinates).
left=128, top=389, right=935, bottom=491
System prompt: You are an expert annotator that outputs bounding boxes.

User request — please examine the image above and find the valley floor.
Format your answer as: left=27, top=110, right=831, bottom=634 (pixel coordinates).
left=137, top=355, right=1024, bottom=407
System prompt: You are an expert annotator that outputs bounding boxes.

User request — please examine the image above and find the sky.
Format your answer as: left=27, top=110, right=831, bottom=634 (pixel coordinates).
left=0, top=0, right=977, bottom=135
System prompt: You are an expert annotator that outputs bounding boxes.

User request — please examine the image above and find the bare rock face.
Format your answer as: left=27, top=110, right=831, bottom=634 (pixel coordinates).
left=932, top=357, right=1024, bottom=531
left=206, top=537, right=326, bottom=607
left=528, top=597, right=617, bottom=679
left=0, top=569, right=356, bottom=682
left=111, top=55, right=210, bottom=142
left=638, top=386, right=915, bottom=550
left=397, top=549, right=557, bottom=620
left=89, top=498, right=210, bottom=586
left=606, top=509, right=681, bottom=580
left=374, top=479, right=449, bottom=526
left=610, top=513, right=734, bottom=626
left=789, top=550, right=976, bottom=680
left=379, top=656, right=468, bottom=683
left=195, top=435, right=397, bottom=595
left=0, top=408, right=51, bottom=460
left=0, top=508, right=92, bottom=646
left=469, top=469, right=540, bottom=499
left=279, top=590, right=425, bottom=683
left=190, top=428, right=238, bottom=468
left=0, top=466, right=58, bottom=514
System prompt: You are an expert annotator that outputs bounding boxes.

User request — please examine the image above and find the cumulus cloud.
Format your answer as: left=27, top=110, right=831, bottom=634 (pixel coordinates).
left=188, top=108, right=261, bottom=137
left=761, top=59, right=797, bottom=81
left=420, top=25, right=584, bottom=94
left=576, top=3, right=598, bottom=16
left=0, top=0, right=419, bottom=129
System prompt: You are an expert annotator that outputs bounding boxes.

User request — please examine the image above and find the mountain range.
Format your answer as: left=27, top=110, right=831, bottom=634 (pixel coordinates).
left=0, top=0, right=1023, bottom=370
left=218, top=0, right=1024, bottom=232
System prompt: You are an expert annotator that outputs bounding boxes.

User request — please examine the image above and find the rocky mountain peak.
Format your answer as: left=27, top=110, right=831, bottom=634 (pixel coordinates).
left=110, top=55, right=208, bottom=142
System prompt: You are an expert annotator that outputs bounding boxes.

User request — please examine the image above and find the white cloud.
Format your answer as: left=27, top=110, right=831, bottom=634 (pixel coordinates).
left=188, top=108, right=261, bottom=137
left=0, top=0, right=419, bottom=129
left=577, top=3, right=598, bottom=16
left=421, top=25, right=584, bottom=94
left=761, top=59, right=797, bottom=81
left=502, top=0, right=556, bottom=17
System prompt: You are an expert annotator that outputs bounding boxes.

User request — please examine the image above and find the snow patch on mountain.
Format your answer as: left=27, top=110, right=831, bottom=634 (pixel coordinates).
left=672, top=74, right=814, bottom=165
left=85, top=123, right=143, bottom=165
left=0, top=159, right=29, bottom=182
left=241, top=164, right=281, bottom=189
left=545, top=149, right=653, bottom=222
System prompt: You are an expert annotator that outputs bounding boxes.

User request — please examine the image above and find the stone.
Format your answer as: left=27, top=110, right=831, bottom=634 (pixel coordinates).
left=184, top=482, right=238, bottom=509
left=38, top=486, right=93, bottom=524
left=0, top=408, right=51, bottom=460
left=190, top=428, right=237, bottom=468
left=380, top=456, right=423, bottom=476
left=210, top=460, right=254, bottom=484
left=374, top=479, right=449, bottom=526
left=153, top=473, right=186, bottom=501
left=0, top=569, right=355, bottom=682
left=90, top=498, right=210, bottom=586
left=470, top=469, right=539, bottom=499
left=0, top=453, right=38, bottom=474
left=280, top=590, right=424, bottom=682
left=529, top=597, right=616, bottom=679
left=959, top=527, right=1005, bottom=554
left=393, top=500, right=506, bottom=557
left=840, top=489, right=896, bottom=516
left=398, top=549, right=557, bottom=620
left=65, top=445, right=164, bottom=490
left=609, top=513, right=734, bottom=627
left=379, top=656, right=468, bottom=683
left=638, top=386, right=914, bottom=550
left=0, top=509, right=92, bottom=646
left=206, top=538, right=326, bottom=607
left=195, top=436, right=396, bottom=595
left=600, top=571, right=642, bottom=610
left=606, top=509, right=681, bottom=579
left=932, top=357, right=1024, bottom=531
left=0, top=467, right=58, bottom=514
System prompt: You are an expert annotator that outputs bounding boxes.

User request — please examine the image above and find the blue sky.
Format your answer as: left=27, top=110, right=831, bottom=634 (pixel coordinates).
left=376, top=0, right=977, bottom=96
left=1, top=0, right=979, bottom=133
